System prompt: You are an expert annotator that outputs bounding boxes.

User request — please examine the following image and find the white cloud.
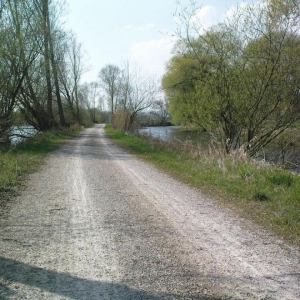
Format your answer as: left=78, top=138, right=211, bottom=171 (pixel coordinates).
left=173, top=5, right=218, bottom=35
left=128, top=37, right=177, bottom=78
left=225, top=2, right=250, bottom=21
left=224, top=1, right=267, bottom=23
left=189, top=5, right=218, bottom=34
left=121, top=23, right=155, bottom=31
left=124, top=24, right=135, bottom=30
left=191, top=5, right=217, bottom=29
left=141, top=23, right=155, bottom=30
left=125, top=6, right=218, bottom=77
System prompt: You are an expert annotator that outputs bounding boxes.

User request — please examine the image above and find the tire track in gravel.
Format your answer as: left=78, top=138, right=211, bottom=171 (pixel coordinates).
left=0, top=124, right=299, bottom=299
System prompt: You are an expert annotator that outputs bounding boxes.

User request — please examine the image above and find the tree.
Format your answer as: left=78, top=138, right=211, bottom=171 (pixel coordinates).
left=0, top=0, right=39, bottom=143
left=164, top=0, right=300, bottom=155
left=14, top=0, right=70, bottom=131
left=162, top=51, right=202, bottom=127
left=58, top=35, right=86, bottom=125
left=99, top=63, right=158, bottom=132
left=98, top=64, right=121, bottom=122
left=116, top=64, right=158, bottom=132
left=0, top=0, right=88, bottom=146
left=151, top=99, right=171, bottom=126
left=85, top=82, right=100, bottom=123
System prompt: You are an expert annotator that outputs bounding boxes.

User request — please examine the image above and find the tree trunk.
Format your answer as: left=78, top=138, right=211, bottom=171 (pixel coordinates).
left=42, top=0, right=55, bottom=127
left=49, top=32, right=66, bottom=127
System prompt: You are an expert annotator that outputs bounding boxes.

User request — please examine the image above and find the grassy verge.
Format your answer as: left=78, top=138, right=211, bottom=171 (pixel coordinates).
left=106, top=125, right=300, bottom=247
left=0, top=127, right=80, bottom=204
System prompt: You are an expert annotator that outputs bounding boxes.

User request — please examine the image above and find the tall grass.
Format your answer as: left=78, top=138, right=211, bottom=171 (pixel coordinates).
left=106, top=125, right=300, bottom=247
left=0, top=127, right=80, bottom=203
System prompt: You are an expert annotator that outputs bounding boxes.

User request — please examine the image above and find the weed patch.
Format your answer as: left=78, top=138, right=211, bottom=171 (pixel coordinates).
left=267, top=173, right=294, bottom=187
left=253, top=192, right=269, bottom=202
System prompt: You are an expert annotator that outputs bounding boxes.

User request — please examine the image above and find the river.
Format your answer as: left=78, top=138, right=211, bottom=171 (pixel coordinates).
left=140, top=126, right=300, bottom=171
left=140, top=126, right=211, bottom=146
left=10, top=126, right=37, bottom=144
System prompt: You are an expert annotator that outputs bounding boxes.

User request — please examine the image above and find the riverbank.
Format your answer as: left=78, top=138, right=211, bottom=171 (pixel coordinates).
left=106, top=125, right=300, bottom=247
left=0, top=127, right=80, bottom=206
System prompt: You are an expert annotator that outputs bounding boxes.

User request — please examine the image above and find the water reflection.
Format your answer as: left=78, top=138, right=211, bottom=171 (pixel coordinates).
left=140, top=127, right=300, bottom=170
left=10, top=126, right=37, bottom=144
left=140, top=126, right=210, bottom=146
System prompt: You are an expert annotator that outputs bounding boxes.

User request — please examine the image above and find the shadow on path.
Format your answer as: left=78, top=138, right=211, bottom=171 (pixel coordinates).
left=0, top=256, right=226, bottom=300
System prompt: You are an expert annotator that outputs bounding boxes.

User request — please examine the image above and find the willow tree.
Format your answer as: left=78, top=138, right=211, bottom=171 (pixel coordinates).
left=164, top=0, right=300, bottom=155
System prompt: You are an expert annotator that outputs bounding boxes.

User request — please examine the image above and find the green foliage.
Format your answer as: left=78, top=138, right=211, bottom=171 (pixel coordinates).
left=106, top=125, right=300, bottom=246
left=164, top=0, right=300, bottom=156
left=267, top=173, right=294, bottom=187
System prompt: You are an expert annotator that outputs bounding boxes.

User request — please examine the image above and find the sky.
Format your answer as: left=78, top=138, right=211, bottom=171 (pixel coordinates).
left=65, top=0, right=255, bottom=83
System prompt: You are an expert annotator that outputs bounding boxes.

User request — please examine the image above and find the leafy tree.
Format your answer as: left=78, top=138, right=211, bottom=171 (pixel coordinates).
left=164, top=0, right=300, bottom=155
left=162, top=49, right=203, bottom=127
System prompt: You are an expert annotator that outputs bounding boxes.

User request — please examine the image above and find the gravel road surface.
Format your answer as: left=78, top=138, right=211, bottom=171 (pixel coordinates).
left=0, top=124, right=299, bottom=299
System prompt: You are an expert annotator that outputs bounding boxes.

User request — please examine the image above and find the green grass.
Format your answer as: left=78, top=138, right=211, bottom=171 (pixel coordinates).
left=106, top=125, right=300, bottom=247
left=0, top=127, right=80, bottom=202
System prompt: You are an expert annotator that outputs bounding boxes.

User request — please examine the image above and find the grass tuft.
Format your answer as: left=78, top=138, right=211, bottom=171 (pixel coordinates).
left=267, top=173, right=294, bottom=187
left=253, top=192, right=269, bottom=202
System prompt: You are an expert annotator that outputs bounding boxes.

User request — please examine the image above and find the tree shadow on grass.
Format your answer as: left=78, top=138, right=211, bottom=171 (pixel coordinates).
left=0, top=256, right=228, bottom=300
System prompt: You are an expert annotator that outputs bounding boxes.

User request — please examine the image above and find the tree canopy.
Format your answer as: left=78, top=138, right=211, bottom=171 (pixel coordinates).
left=0, top=0, right=100, bottom=146
left=163, top=0, right=300, bottom=155
left=99, top=63, right=158, bottom=132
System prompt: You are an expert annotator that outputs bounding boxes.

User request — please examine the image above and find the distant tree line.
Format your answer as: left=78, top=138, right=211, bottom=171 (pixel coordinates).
left=163, top=0, right=300, bottom=156
left=98, top=63, right=164, bottom=132
left=0, top=0, right=105, bottom=146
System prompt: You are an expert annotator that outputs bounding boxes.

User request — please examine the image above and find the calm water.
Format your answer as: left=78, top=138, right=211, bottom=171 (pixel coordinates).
left=10, top=126, right=37, bottom=144
left=140, top=126, right=211, bottom=146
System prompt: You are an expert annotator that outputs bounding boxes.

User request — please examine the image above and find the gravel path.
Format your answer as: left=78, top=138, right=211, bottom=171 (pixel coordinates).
left=0, top=124, right=299, bottom=300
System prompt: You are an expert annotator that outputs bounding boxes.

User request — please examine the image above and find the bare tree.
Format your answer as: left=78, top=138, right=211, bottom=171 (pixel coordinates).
left=151, top=98, right=170, bottom=126
left=88, top=82, right=100, bottom=123
left=15, top=0, right=70, bottom=130
left=98, top=64, right=121, bottom=122
left=116, top=64, right=158, bottom=132
left=58, top=35, right=86, bottom=125
left=0, top=0, right=40, bottom=143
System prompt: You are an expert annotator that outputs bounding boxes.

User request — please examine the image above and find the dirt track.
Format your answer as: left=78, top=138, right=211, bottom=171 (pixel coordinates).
left=0, top=124, right=299, bottom=299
